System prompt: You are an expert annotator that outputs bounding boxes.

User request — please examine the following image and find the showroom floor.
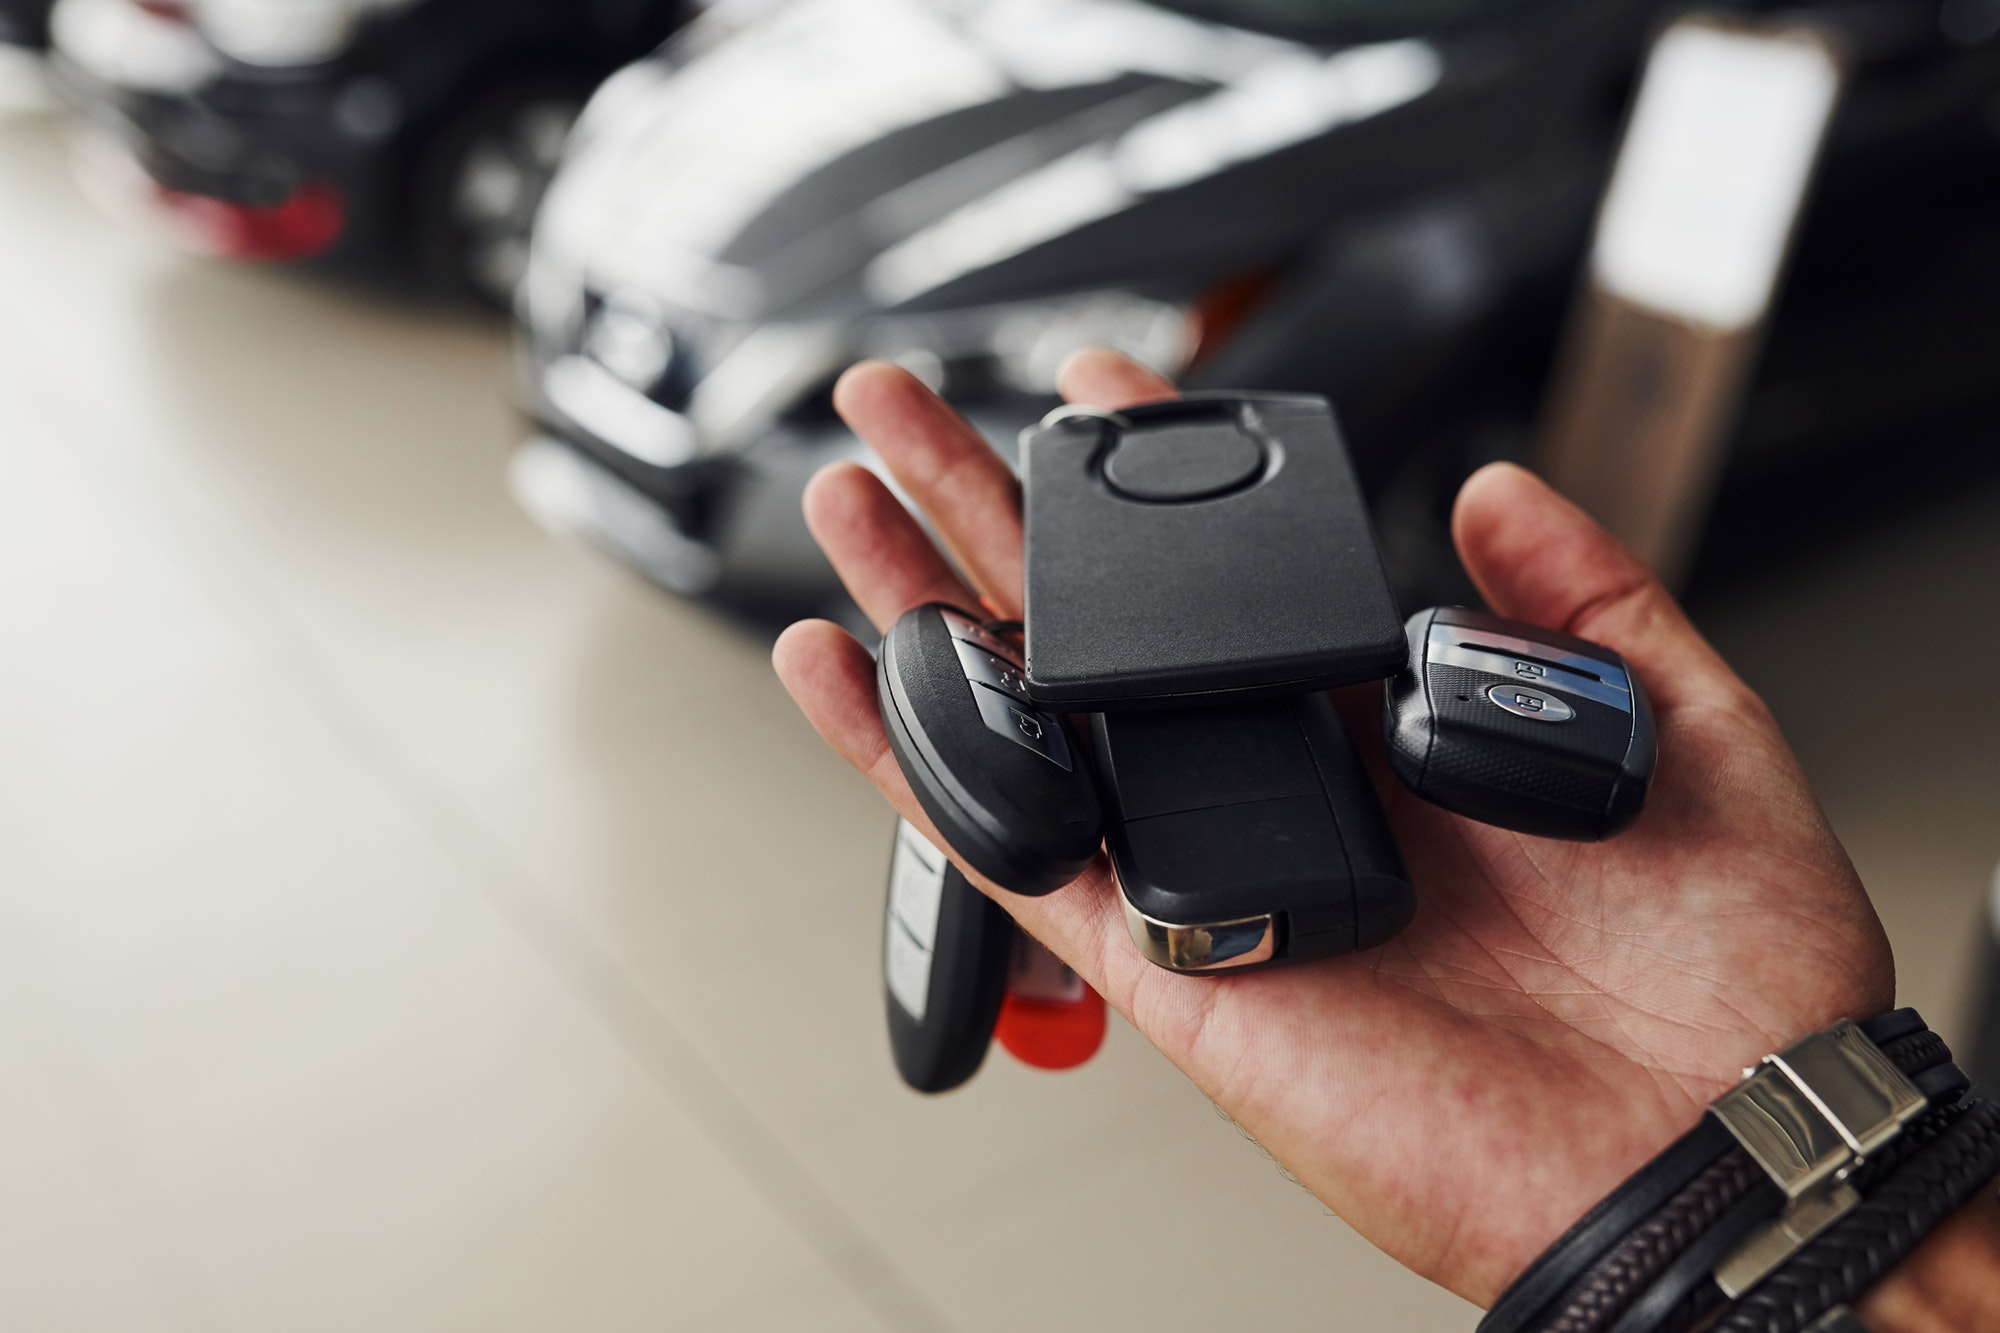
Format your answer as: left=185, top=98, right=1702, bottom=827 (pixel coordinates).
left=1, top=59, right=1996, bottom=1333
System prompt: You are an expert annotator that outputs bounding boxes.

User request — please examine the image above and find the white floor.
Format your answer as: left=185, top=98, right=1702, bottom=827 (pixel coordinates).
left=0, top=62, right=1993, bottom=1332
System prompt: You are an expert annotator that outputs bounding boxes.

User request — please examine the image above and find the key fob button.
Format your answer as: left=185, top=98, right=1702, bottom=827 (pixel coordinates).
left=887, top=823, right=949, bottom=952
left=1486, top=683, right=1576, bottom=722
left=885, top=918, right=935, bottom=1022
left=952, top=638, right=1032, bottom=702
left=938, top=607, right=1023, bottom=665
left=970, top=683, right=1073, bottom=770
left=1102, top=420, right=1266, bottom=503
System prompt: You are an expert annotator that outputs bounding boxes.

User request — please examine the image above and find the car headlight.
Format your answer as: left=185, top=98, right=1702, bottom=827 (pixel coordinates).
left=549, top=289, right=1210, bottom=473
left=585, top=301, right=673, bottom=391
left=199, top=0, right=414, bottom=67
left=862, top=291, right=1197, bottom=402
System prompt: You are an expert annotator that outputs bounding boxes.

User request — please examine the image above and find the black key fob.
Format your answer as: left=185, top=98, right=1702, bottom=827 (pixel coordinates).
left=878, top=603, right=1104, bottom=897
left=1383, top=608, right=1656, bottom=840
left=1021, top=394, right=1407, bottom=711
left=1091, top=694, right=1414, bottom=973
left=884, top=820, right=1013, bottom=1093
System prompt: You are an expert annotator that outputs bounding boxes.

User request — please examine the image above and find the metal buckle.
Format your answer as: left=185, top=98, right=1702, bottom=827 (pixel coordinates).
left=1119, top=896, right=1277, bottom=972
left=1709, top=1021, right=1926, bottom=1296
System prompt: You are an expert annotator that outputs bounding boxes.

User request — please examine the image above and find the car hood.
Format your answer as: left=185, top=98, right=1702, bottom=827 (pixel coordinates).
left=194, top=0, right=421, bottom=66
left=533, top=0, right=1445, bottom=324
left=52, top=0, right=221, bottom=92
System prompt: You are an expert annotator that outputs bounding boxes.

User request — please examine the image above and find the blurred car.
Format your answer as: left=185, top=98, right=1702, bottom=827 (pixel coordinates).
left=512, top=0, right=2000, bottom=627
left=52, top=0, right=693, bottom=304
left=0, top=0, right=54, bottom=47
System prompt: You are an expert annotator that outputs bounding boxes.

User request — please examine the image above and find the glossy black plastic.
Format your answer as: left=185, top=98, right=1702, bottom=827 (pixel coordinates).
left=877, top=604, right=1104, bottom=896
left=1092, top=693, right=1414, bottom=969
left=1383, top=607, right=1655, bottom=840
left=882, top=821, right=1013, bottom=1093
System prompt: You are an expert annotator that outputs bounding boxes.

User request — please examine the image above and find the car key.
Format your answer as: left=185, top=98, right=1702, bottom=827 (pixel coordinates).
left=1091, top=693, right=1414, bottom=974
left=878, top=603, right=1104, bottom=896
left=1021, top=394, right=1407, bottom=711
left=994, top=934, right=1105, bottom=1071
left=883, top=820, right=1014, bottom=1093
left=1383, top=607, right=1656, bottom=840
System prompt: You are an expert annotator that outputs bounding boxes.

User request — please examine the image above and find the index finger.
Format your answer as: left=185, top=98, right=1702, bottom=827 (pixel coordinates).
left=833, top=362, right=1026, bottom=619
left=1056, top=347, right=1179, bottom=409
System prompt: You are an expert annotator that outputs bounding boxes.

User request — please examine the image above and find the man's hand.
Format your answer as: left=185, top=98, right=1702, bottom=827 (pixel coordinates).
left=772, top=350, right=1894, bottom=1305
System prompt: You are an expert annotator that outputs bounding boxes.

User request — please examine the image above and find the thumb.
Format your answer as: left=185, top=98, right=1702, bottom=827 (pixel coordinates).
left=1451, top=463, right=1748, bottom=716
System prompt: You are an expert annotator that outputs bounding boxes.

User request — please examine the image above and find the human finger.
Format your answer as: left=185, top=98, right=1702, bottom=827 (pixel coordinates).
left=1056, top=346, right=1179, bottom=409
left=802, top=462, right=980, bottom=634
left=1451, top=463, right=1751, bottom=715
left=772, top=618, right=908, bottom=790
left=832, top=361, right=1025, bottom=618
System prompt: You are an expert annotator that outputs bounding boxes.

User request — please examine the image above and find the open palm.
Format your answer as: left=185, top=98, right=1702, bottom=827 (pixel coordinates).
left=772, top=350, right=1893, bottom=1306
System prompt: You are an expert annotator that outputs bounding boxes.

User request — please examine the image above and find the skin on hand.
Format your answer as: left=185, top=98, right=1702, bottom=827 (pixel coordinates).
left=772, top=348, right=1896, bottom=1306
left=1858, top=1189, right=2000, bottom=1332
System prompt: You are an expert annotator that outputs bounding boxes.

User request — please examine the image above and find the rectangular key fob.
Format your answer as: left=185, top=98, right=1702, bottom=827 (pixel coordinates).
left=884, top=821, right=1014, bottom=1093
left=1090, top=694, right=1414, bottom=973
left=1383, top=608, right=1656, bottom=840
left=1021, top=393, right=1406, bottom=711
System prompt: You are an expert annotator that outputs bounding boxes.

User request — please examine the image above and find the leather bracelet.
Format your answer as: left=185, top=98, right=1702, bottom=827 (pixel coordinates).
left=1598, top=1098, right=1969, bottom=1333
left=1547, top=1045, right=1967, bottom=1333
left=1543, top=1152, right=1771, bottom=1333
left=1541, top=1035, right=1966, bottom=1333
left=1604, top=1183, right=1776, bottom=1333
left=1481, top=1119, right=1739, bottom=1333
left=1709, top=1096, right=2000, bottom=1333
left=1480, top=1011, right=1951, bottom=1333
left=1650, top=1098, right=1984, bottom=1333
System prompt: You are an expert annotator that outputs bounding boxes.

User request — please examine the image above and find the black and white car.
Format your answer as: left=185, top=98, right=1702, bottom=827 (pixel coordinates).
left=0, top=0, right=53, bottom=48
left=512, top=0, right=2000, bottom=627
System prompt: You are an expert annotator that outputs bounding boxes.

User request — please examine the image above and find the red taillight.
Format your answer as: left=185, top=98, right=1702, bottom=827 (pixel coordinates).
left=152, top=181, right=346, bottom=261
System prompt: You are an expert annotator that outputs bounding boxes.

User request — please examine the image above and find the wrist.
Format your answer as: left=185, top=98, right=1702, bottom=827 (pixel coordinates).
left=1476, top=1012, right=1987, bottom=1333
left=1858, top=1187, right=2000, bottom=1333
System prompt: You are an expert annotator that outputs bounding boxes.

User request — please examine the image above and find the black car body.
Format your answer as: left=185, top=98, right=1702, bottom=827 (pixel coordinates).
left=513, top=0, right=2000, bottom=626
left=0, top=0, right=53, bottom=47
left=53, top=0, right=692, bottom=302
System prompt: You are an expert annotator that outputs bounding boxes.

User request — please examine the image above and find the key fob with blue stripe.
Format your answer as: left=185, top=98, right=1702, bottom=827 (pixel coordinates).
left=1383, top=608, right=1656, bottom=840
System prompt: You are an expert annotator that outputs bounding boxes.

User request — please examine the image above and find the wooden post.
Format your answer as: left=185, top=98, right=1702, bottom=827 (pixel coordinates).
left=1532, top=16, right=1844, bottom=588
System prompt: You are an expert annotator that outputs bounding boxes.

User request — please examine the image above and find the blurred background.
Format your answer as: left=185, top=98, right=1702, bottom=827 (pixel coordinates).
left=0, top=0, right=1996, bottom=1328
